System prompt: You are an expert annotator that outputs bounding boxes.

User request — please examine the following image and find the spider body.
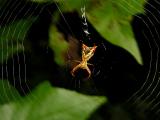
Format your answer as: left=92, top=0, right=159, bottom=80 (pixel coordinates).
left=71, top=44, right=97, bottom=78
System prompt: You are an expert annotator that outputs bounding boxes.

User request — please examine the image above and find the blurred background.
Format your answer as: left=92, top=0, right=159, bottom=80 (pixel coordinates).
left=0, top=0, right=160, bottom=120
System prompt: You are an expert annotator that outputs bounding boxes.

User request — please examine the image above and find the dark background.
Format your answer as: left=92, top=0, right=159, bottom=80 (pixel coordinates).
left=1, top=0, right=160, bottom=119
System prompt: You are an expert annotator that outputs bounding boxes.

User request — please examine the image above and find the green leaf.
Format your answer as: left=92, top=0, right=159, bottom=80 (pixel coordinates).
left=49, top=24, right=69, bottom=65
left=0, top=81, right=106, bottom=120
left=58, top=0, right=145, bottom=64
left=86, top=0, right=145, bottom=64
left=31, top=0, right=145, bottom=64
left=0, top=80, right=20, bottom=104
left=0, top=19, right=36, bottom=63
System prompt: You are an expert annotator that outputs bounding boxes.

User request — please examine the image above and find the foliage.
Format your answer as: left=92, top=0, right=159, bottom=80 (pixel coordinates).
left=32, top=0, right=145, bottom=64
left=0, top=0, right=147, bottom=119
left=49, top=25, right=69, bottom=65
left=0, top=0, right=146, bottom=64
left=0, top=80, right=20, bottom=104
left=0, top=19, right=36, bottom=62
left=0, top=81, right=106, bottom=120
left=86, top=0, right=145, bottom=65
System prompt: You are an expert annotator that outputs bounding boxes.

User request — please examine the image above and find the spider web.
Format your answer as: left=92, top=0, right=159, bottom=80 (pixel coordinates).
left=51, top=0, right=160, bottom=119
left=1, top=0, right=160, bottom=119
left=0, top=0, right=45, bottom=103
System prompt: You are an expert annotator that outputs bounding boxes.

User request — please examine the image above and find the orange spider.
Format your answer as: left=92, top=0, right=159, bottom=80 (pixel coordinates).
left=71, top=43, right=97, bottom=78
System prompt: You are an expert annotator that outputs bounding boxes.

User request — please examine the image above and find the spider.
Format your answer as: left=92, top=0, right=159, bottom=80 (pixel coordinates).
left=71, top=43, right=97, bottom=78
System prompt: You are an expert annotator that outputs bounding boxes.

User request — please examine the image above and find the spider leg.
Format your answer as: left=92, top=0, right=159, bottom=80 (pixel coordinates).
left=67, top=60, right=81, bottom=64
left=71, top=63, right=82, bottom=77
left=72, top=60, right=81, bottom=63
left=85, top=65, right=91, bottom=78
left=87, top=63, right=94, bottom=66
